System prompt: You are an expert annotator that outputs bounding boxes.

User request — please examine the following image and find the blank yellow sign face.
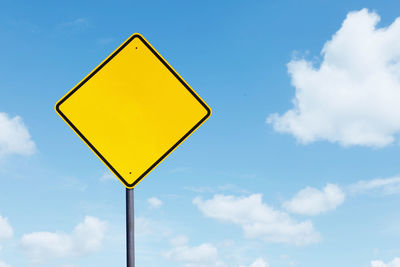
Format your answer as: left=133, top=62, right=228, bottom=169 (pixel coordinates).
left=55, top=33, right=211, bottom=188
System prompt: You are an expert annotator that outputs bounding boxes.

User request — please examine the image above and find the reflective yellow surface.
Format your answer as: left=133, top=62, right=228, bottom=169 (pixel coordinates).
left=55, top=33, right=211, bottom=188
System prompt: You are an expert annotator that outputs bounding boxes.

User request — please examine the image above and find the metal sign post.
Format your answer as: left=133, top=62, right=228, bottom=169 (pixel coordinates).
left=55, top=33, right=211, bottom=266
left=126, top=188, right=135, bottom=267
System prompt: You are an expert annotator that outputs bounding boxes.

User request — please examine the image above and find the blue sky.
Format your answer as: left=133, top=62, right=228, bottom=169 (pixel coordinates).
left=2, top=0, right=400, bottom=266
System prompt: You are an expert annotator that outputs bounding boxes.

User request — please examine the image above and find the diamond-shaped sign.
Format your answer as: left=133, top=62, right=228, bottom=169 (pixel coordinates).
left=55, top=33, right=211, bottom=188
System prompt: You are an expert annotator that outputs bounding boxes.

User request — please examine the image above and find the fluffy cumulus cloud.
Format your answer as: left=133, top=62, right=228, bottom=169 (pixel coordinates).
left=193, top=194, right=320, bottom=246
left=148, top=197, right=163, bottom=208
left=350, top=176, right=400, bottom=195
left=21, top=216, right=106, bottom=263
left=0, top=112, right=35, bottom=157
left=371, top=258, right=400, bottom=267
left=268, top=9, right=400, bottom=147
left=283, top=184, right=345, bottom=215
left=162, top=236, right=225, bottom=267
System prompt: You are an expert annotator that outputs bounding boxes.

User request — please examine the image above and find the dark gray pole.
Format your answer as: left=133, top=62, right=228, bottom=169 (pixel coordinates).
left=126, top=188, right=135, bottom=267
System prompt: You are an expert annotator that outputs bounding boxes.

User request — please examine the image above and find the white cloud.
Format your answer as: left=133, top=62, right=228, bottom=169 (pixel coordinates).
left=59, top=18, right=89, bottom=30
left=193, top=194, right=320, bottom=246
left=371, top=258, right=400, bottom=267
left=97, top=37, right=114, bottom=45
left=249, top=258, right=269, bottom=267
left=0, top=216, right=13, bottom=241
left=59, top=176, right=87, bottom=192
left=135, top=217, right=172, bottom=242
left=283, top=184, right=345, bottom=215
left=0, top=260, right=11, bottom=267
left=0, top=112, right=35, bottom=157
left=162, top=237, right=225, bottom=267
left=148, top=197, right=163, bottom=208
left=268, top=9, right=400, bottom=147
left=184, top=184, right=250, bottom=194
left=0, top=216, right=12, bottom=267
left=170, top=167, right=191, bottom=174
left=99, top=171, right=115, bottom=182
left=163, top=243, right=217, bottom=263
left=239, top=258, right=270, bottom=267
left=170, top=235, right=189, bottom=247
left=21, top=216, right=106, bottom=263
left=350, top=176, right=400, bottom=195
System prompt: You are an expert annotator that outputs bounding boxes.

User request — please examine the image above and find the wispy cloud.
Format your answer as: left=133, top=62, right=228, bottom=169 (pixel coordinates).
left=99, top=171, right=115, bottom=182
left=97, top=37, right=114, bottom=45
left=135, top=217, right=172, bottom=240
left=184, top=184, right=250, bottom=194
left=169, top=167, right=191, bottom=174
left=349, top=176, right=400, bottom=195
left=148, top=197, right=163, bottom=208
left=59, top=176, right=87, bottom=192
left=58, top=18, right=90, bottom=31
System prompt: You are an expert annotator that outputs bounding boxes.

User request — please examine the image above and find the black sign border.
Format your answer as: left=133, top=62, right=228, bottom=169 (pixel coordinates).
left=55, top=34, right=211, bottom=188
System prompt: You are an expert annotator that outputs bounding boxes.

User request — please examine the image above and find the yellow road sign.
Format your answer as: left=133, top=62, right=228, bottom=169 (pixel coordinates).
left=55, top=33, right=211, bottom=188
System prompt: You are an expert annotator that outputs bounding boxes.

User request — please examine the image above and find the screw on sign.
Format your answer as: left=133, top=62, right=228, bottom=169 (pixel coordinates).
left=55, top=33, right=211, bottom=267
